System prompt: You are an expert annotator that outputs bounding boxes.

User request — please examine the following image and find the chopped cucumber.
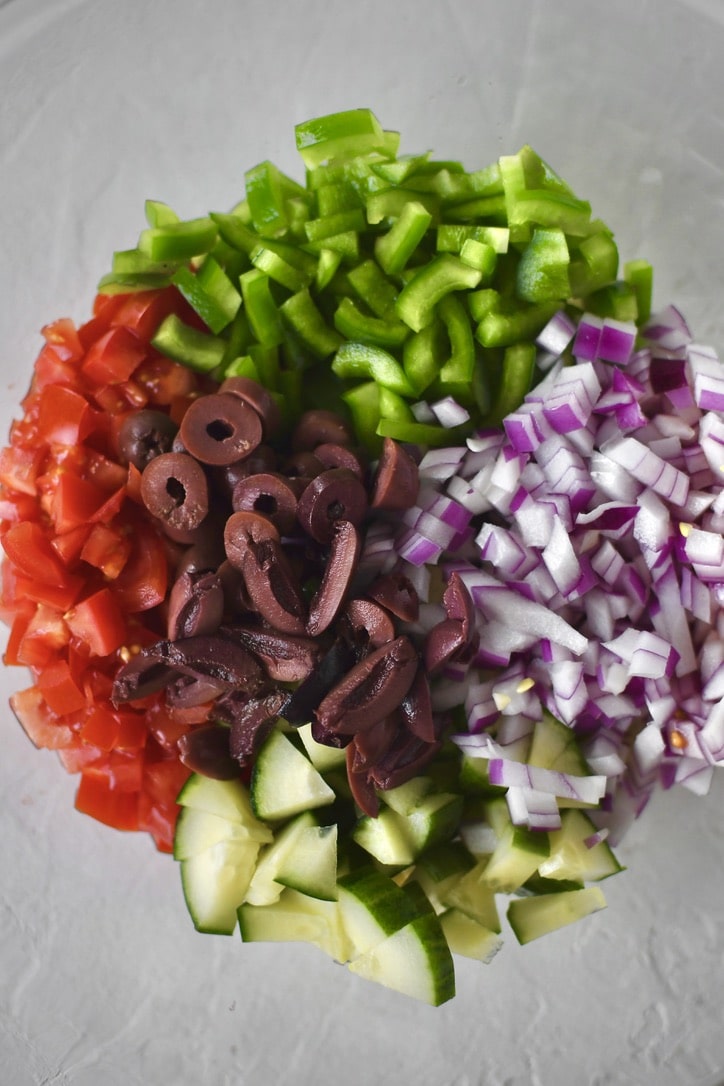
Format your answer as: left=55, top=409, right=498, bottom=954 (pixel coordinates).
left=276, top=823, right=338, bottom=901
left=251, top=727, right=335, bottom=821
left=177, top=774, right=269, bottom=837
left=537, top=810, right=624, bottom=882
left=337, top=868, right=423, bottom=954
left=297, top=721, right=347, bottom=772
left=507, top=886, right=607, bottom=945
left=413, top=841, right=476, bottom=915
left=239, top=888, right=352, bottom=963
left=245, top=811, right=319, bottom=906
left=173, top=805, right=266, bottom=861
left=439, top=858, right=501, bottom=932
left=352, top=807, right=416, bottom=868
left=180, top=838, right=260, bottom=935
left=440, top=909, right=503, bottom=964
left=348, top=913, right=455, bottom=1006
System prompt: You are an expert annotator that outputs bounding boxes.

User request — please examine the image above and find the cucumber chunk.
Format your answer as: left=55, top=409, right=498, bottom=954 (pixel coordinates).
left=239, top=888, right=352, bottom=963
left=251, top=728, right=335, bottom=821
left=177, top=773, right=269, bottom=835
left=537, top=809, right=624, bottom=882
left=173, top=805, right=264, bottom=861
left=440, top=909, right=503, bottom=964
left=180, top=838, right=260, bottom=935
left=245, top=811, right=318, bottom=906
left=348, top=913, right=455, bottom=1006
left=337, top=868, right=423, bottom=954
left=507, top=886, right=607, bottom=944
left=276, top=823, right=338, bottom=901
left=297, top=722, right=347, bottom=772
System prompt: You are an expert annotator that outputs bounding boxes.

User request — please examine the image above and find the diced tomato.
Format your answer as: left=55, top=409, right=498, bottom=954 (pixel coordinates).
left=134, top=355, right=199, bottom=405
left=57, top=743, right=105, bottom=774
left=51, top=524, right=93, bottom=568
left=66, top=588, right=127, bottom=657
left=81, top=326, right=146, bottom=385
left=38, top=384, right=91, bottom=445
left=137, top=794, right=178, bottom=853
left=80, top=523, right=131, bottom=579
left=36, top=659, right=88, bottom=716
left=50, top=472, right=109, bottom=533
left=3, top=608, right=33, bottom=665
left=111, top=520, right=169, bottom=612
left=143, top=754, right=190, bottom=809
left=109, top=287, right=180, bottom=343
left=0, top=445, right=46, bottom=497
left=10, top=686, right=77, bottom=750
left=41, top=317, right=84, bottom=364
left=79, top=704, right=120, bottom=751
left=14, top=571, right=85, bottom=611
left=1, top=521, right=69, bottom=585
left=114, top=711, right=148, bottom=751
left=31, top=345, right=81, bottom=393
left=84, top=749, right=144, bottom=793
left=75, top=772, right=140, bottom=831
left=84, top=450, right=129, bottom=492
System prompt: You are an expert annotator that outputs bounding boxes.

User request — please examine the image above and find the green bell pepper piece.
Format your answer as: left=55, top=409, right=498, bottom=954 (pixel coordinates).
left=333, top=297, right=409, bottom=350
left=240, top=269, right=284, bottom=347
left=342, top=380, right=382, bottom=454
left=144, top=200, right=179, bottom=227
left=347, top=260, right=399, bottom=320
left=568, top=231, right=619, bottom=297
left=315, top=181, right=363, bottom=215
left=374, top=200, right=433, bottom=276
left=210, top=212, right=260, bottom=256
left=476, top=302, right=558, bottom=348
left=96, top=272, right=173, bottom=295
left=375, top=417, right=466, bottom=447
left=402, top=318, right=447, bottom=395
left=280, top=289, right=344, bottom=360
left=245, top=159, right=309, bottom=238
left=250, top=242, right=315, bottom=292
left=378, top=387, right=414, bottom=421
left=151, top=313, right=227, bottom=373
left=304, top=209, right=366, bottom=242
left=437, top=224, right=509, bottom=255
left=332, top=342, right=415, bottom=397
left=315, top=249, right=343, bottom=291
left=396, top=254, right=482, bottom=333
left=467, top=288, right=501, bottom=323
left=172, top=257, right=241, bottom=334
left=624, top=258, right=653, bottom=324
left=138, top=217, right=218, bottom=263
left=295, top=109, right=391, bottom=168
left=459, top=239, right=497, bottom=278
left=222, top=354, right=261, bottom=382
left=485, top=342, right=536, bottom=425
left=438, top=294, right=476, bottom=385
left=516, top=228, right=570, bottom=304
left=366, top=187, right=439, bottom=225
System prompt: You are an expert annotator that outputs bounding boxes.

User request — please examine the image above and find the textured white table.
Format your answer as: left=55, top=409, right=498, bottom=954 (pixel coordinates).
left=1, top=2, right=724, bottom=1083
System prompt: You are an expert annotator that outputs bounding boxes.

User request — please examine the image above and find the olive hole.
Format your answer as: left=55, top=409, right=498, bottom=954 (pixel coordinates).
left=206, top=420, right=234, bottom=442
left=254, top=494, right=278, bottom=515
left=327, top=499, right=345, bottom=520
left=166, top=477, right=187, bottom=506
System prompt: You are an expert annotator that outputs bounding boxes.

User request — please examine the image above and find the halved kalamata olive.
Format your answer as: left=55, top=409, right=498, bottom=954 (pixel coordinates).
left=442, top=571, right=476, bottom=639
left=367, top=732, right=441, bottom=791
left=175, top=535, right=226, bottom=578
left=366, top=571, right=419, bottom=622
left=312, top=442, right=367, bottom=479
left=282, top=637, right=358, bottom=726
left=315, top=636, right=418, bottom=735
left=225, top=622, right=320, bottom=683
left=180, top=392, right=263, bottom=466
left=156, top=635, right=265, bottom=691
left=165, top=674, right=228, bottom=708
left=351, top=713, right=400, bottom=768
left=232, top=472, right=299, bottom=536
left=399, top=668, right=438, bottom=743
left=307, top=521, right=360, bottom=637
left=292, top=409, right=353, bottom=452
left=118, top=409, right=178, bottom=470
left=345, top=742, right=379, bottom=818
left=222, top=690, right=289, bottom=765
left=167, top=571, right=224, bottom=640
left=177, top=724, right=239, bottom=780
left=341, top=598, right=396, bottom=649
left=296, top=468, right=368, bottom=544
left=423, top=618, right=467, bottom=674
left=224, top=511, right=307, bottom=634
left=218, top=376, right=281, bottom=438
left=112, top=651, right=175, bottom=704
left=370, top=437, right=419, bottom=511
left=140, top=452, right=209, bottom=532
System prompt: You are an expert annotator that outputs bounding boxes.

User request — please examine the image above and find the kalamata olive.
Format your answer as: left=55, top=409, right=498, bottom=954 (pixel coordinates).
left=315, top=636, right=418, bottom=735
left=180, top=392, right=263, bottom=466
left=217, top=445, right=278, bottom=498
left=370, top=437, right=419, bottom=511
left=232, top=472, right=299, bottom=536
left=423, top=618, right=467, bottom=674
left=296, top=468, right=368, bottom=544
left=366, top=572, right=419, bottom=622
left=177, top=724, right=239, bottom=780
left=140, top=452, right=209, bottom=532
left=118, top=409, right=178, bottom=470
left=175, top=535, right=226, bottom=578
left=291, top=409, right=353, bottom=452
left=167, top=571, right=224, bottom=640
left=218, top=376, right=281, bottom=438
left=312, top=442, right=367, bottom=479
left=282, top=451, right=325, bottom=483
left=307, top=521, right=361, bottom=637
left=342, top=598, right=396, bottom=649
left=223, top=511, right=307, bottom=634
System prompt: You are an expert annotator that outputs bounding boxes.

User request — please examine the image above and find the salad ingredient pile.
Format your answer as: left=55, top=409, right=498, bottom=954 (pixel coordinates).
left=1, top=109, right=722, bottom=1005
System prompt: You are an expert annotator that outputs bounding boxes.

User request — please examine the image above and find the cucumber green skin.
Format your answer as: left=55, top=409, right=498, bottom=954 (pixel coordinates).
left=348, top=913, right=456, bottom=1007
left=507, top=886, right=607, bottom=945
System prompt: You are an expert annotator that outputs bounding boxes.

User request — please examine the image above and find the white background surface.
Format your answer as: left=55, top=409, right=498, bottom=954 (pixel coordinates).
left=1, top=1, right=724, bottom=1083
